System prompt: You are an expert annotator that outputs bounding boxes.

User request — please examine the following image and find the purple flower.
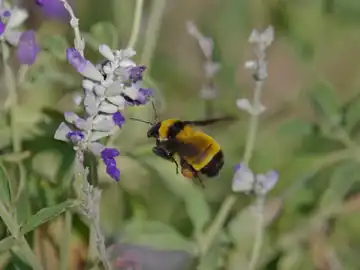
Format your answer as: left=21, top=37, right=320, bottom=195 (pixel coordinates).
left=112, top=111, right=125, bottom=127
left=66, top=48, right=87, bottom=73
left=128, top=66, right=146, bottom=83
left=233, top=163, right=241, bottom=172
left=101, top=148, right=121, bottom=182
left=36, top=0, right=70, bottom=21
left=106, top=165, right=120, bottom=182
left=136, top=88, right=152, bottom=105
left=16, top=30, right=40, bottom=65
left=0, top=10, right=11, bottom=35
left=101, top=148, right=120, bottom=160
left=66, top=130, right=84, bottom=143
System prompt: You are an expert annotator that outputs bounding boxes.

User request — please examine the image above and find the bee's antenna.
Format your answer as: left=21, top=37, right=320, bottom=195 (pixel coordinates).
left=129, top=118, right=153, bottom=125
left=151, top=100, right=159, bottom=123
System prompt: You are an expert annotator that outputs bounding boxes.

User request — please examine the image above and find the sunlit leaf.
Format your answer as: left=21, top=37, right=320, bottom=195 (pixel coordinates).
left=20, top=200, right=78, bottom=234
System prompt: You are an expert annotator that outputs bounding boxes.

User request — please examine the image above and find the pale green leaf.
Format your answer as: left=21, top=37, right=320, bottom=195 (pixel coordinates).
left=0, top=151, right=30, bottom=163
left=41, top=35, right=69, bottom=61
left=278, top=246, right=307, bottom=270
left=20, top=200, right=78, bottom=234
left=277, top=118, right=312, bottom=137
left=318, top=161, right=360, bottom=210
left=123, top=220, right=196, bottom=253
left=89, top=21, right=118, bottom=49
left=133, top=156, right=211, bottom=235
left=0, top=163, right=12, bottom=207
left=345, top=97, right=360, bottom=132
left=0, top=236, right=17, bottom=254
left=310, top=80, right=340, bottom=125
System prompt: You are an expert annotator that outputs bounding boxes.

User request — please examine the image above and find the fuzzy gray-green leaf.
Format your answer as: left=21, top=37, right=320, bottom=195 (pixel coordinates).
left=20, top=200, right=78, bottom=235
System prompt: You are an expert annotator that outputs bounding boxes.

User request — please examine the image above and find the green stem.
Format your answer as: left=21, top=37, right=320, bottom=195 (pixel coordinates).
left=199, top=81, right=264, bottom=256
left=127, top=0, right=144, bottom=49
left=248, top=195, right=265, bottom=270
left=243, top=81, right=263, bottom=164
left=200, top=195, right=236, bottom=255
left=0, top=201, right=43, bottom=270
left=140, top=0, right=167, bottom=70
left=59, top=211, right=72, bottom=270
left=1, top=41, right=27, bottom=218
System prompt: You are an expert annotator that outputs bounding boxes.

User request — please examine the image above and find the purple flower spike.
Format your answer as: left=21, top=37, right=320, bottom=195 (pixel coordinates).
left=36, top=0, right=70, bottom=21
left=16, top=30, right=40, bottom=65
left=128, top=65, right=146, bottom=83
left=112, top=111, right=125, bottom=127
left=66, top=48, right=87, bottom=73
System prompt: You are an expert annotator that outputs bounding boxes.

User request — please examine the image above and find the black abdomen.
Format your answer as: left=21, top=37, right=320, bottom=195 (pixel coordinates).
left=200, top=150, right=224, bottom=177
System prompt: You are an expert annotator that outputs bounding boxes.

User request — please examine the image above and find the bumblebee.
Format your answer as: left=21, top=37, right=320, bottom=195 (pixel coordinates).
left=131, top=113, right=233, bottom=187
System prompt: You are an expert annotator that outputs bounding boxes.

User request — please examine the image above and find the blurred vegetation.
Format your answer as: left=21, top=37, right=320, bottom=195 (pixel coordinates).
left=2, top=0, right=360, bottom=269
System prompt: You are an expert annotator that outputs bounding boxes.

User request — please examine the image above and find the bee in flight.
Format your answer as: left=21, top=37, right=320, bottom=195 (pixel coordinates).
left=130, top=103, right=234, bottom=187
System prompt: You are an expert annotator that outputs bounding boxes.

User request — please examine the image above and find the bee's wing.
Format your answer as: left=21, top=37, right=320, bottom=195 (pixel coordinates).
left=172, top=141, right=202, bottom=157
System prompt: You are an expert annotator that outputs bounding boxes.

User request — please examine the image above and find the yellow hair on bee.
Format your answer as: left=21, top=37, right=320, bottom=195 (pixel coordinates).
left=177, top=130, right=221, bottom=171
left=158, top=119, right=177, bottom=139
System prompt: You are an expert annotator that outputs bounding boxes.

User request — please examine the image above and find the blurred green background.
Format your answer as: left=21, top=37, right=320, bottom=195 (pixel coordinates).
left=2, top=0, right=360, bottom=269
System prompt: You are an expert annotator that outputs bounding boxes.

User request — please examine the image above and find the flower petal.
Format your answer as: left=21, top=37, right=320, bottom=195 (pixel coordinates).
left=88, top=142, right=106, bottom=156
left=236, top=98, right=253, bottom=112
left=16, top=30, right=40, bottom=65
left=98, top=101, right=118, bottom=114
left=4, top=30, right=21, bottom=46
left=106, top=96, right=126, bottom=108
left=84, top=91, right=99, bottom=116
left=255, top=170, right=278, bottom=194
left=99, top=44, right=115, bottom=61
left=232, top=162, right=255, bottom=192
left=54, top=122, right=72, bottom=142
left=105, top=81, right=124, bottom=96
left=7, top=7, right=28, bottom=29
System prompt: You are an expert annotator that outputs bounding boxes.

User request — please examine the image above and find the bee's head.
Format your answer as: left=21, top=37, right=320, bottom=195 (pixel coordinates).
left=147, top=122, right=161, bottom=138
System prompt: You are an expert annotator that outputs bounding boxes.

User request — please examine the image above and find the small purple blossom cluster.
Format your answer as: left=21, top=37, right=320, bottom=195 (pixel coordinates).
left=186, top=21, right=221, bottom=100
left=232, top=163, right=278, bottom=195
left=0, top=3, right=40, bottom=65
left=232, top=26, right=278, bottom=195
left=54, top=44, right=153, bottom=181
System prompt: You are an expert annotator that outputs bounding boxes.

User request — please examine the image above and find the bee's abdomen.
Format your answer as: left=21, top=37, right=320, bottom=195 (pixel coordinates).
left=200, top=150, right=224, bottom=177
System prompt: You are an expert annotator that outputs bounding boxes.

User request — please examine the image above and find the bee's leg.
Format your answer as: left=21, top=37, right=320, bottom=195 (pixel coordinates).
left=194, top=174, right=205, bottom=188
left=152, top=146, right=179, bottom=174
